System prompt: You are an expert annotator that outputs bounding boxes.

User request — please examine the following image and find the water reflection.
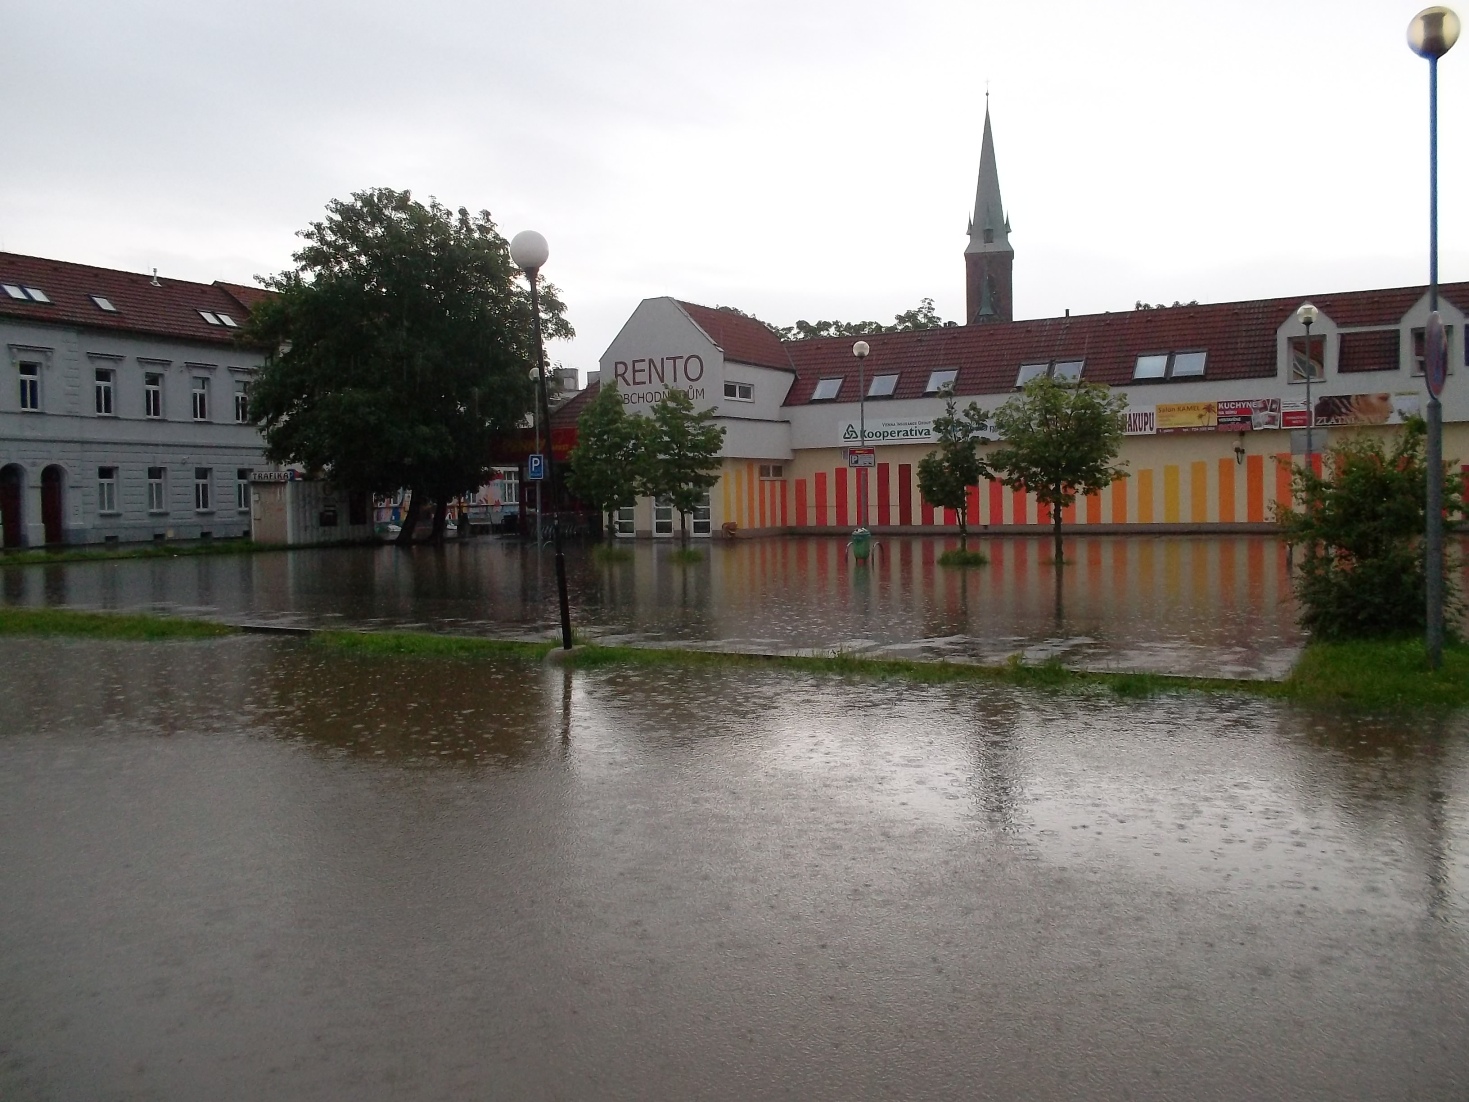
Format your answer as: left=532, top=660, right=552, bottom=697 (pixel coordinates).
left=3, top=636, right=1469, bottom=1100
left=5, top=534, right=1468, bottom=678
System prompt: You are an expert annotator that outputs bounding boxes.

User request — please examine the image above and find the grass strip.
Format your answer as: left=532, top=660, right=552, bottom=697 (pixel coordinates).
left=0, top=537, right=381, bottom=567
left=1281, top=638, right=1469, bottom=709
left=937, top=549, right=989, bottom=567
left=0, top=606, right=234, bottom=640
left=312, top=630, right=555, bottom=662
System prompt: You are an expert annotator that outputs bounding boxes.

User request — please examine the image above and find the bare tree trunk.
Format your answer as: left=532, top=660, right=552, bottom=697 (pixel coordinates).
left=680, top=511, right=689, bottom=549
left=395, top=489, right=423, bottom=546
left=958, top=506, right=968, bottom=552
left=429, top=498, right=449, bottom=544
left=1052, top=506, right=1064, bottom=565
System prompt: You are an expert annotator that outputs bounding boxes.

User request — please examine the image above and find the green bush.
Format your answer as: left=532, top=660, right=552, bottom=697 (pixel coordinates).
left=1278, top=418, right=1462, bottom=640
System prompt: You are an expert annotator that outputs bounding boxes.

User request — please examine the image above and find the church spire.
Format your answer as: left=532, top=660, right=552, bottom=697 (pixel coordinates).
left=964, top=101, right=1014, bottom=325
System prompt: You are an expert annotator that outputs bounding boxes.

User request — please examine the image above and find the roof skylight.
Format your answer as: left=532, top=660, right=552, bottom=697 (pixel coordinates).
left=811, top=378, right=843, bottom=401
left=91, top=295, right=118, bottom=312
left=924, top=369, right=958, bottom=394
left=1132, top=351, right=1207, bottom=380
left=2, top=284, right=26, bottom=300
left=867, top=374, right=898, bottom=397
left=198, top=310, right=222, bottom=325
left=23, top=287, right=50, bottom=303
left=1015, top=363, right=1049, bottom=386
left=216, top=312, right=238, bottom=328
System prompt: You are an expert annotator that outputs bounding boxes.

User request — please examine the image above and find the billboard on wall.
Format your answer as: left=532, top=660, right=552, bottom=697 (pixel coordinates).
left=1156, top=402, right=1218, bottom=433
left=1282, top=400, right=1311, bottom=428
left=1216, top=399, right=1282, bottom=431
left=1312, top=393, right=1422, bottom=426
left=837, top=415, right=999, bottom=446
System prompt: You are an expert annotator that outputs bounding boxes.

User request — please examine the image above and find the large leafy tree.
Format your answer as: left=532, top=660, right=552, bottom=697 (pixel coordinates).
left=916, top=393, right=988, bottom=551
left=1278, top=418, right=1463, bottom=639
left=244, top=187, right=572, bottom=544
left=987, top=376, right=1128, bottom=564
left=567, top=381, right=646, bottom=541
left=642, top=389, right=725, bottom=546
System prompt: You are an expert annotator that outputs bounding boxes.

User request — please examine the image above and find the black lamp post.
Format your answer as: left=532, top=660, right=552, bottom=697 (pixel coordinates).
left=1296, top=302, right=1319, bottom=463
left=510, top=229, right=574, bottom=650
left=1408, top=4, right=1460, bottom=670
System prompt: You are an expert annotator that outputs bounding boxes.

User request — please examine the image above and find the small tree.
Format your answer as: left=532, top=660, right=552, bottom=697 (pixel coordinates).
left=916, top=393, right=987, bottom=550
left=567, top=381, right=645, bottom=541
left=1278, top=418, right=1463, bottom=640
left=987, top=375, right=1128, bottom=565
left=642, top=389, right=725, bottom=546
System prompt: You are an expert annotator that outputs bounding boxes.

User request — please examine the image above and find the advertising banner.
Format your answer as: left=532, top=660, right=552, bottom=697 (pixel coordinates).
left=1123, top=408, right=1156, bottom=435
left=1156, top=402, right=1218, bottom=433
left=1312, top=393, right=1422, bottom=427
left=1216, top=398, right=1281, bottom=431
left=1282, top=400, right=1311, bottom=428
left=840, top=418, right=934, bottom=446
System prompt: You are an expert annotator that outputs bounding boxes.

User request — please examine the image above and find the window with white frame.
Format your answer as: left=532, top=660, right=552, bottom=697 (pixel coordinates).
left=94, top=368, right=115, bottom=415
left=147, top=467, right=167, bottom=513
left=867, top=374, right=898, bottom=397
left=811, top=378, right=843, bottom=401
left=499, top=468, right=519, bottom=505
left=18, top=362, right=40, bottom=410
left=233, top=379, right=250, bottom=422
left=723, top=381, right=753, bottom=401
left=758, top=464, right=784, bottom=479
left=614, top=505, right=635, bottom=537
left=1411, top=325, right=1458, bottom=376
left=653, top=496, right=674, bottom=536
left=1013, top=360, right=1084, bottom=387
left=692, top=492, right=711, bottom=537
left=4, top=284, right=49, bottom=303
left=924, top=369, right=958, bottom=394
left=144, top=372, right=163, bottom=418
left=236, top=469, right=252, bottom=511
left=194, top=467, right=213, bottom=511
left=191, top=377, right=209, bottom=421
left=1286, top=338, right=1324, bottom=383
left=97, top=466, right=118, bottom=514
left=1133, top=351, right=1209, bottom=381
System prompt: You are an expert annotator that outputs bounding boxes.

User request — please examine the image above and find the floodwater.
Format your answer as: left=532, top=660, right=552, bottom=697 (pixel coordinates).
left=2, top=634, right=1467, bottom=1100
left=0, top=533, right=1324, bottom=678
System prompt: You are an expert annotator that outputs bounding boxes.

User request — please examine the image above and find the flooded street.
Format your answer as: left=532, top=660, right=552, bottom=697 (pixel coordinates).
left=2, top=634, right=1468, bottom=1100
left=0, top=534, right=1320, bottom=678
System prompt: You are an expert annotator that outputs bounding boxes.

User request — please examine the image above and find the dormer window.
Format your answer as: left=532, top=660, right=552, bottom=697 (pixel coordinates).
left=867, top=374, right=898, bottom=397
left=91, top=295, right=118, bottom=312
left=811, top=378, right=843, bottom=401
left=1287, top=338, right=1324, bottom=383
left=1412, top=325, right=1458, bottom=376
left=1133, top=351, right=1208, bottom=381
left=924, top=369, right=958, bottom=394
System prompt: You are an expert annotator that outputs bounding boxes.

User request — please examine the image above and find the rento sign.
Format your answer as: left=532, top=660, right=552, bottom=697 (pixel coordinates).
left=614, top=354, right=707, bottom=406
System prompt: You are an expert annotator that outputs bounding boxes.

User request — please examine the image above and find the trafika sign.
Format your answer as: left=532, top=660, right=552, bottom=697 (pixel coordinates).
left=613, top=354, right=706, bottom=406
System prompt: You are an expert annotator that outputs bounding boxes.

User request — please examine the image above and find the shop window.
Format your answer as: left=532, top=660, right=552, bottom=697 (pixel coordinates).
left=19, top=362, right=40, bottom=410
left=811, top=378, right=843, bottom=401
left=653, top=497, right=674, bottom=537
left=94, top=368, right=115, bottom=415
left=867, top=374, right=898, bottom=397
left=924, top=369, right=958, bottom=394
left=97, top=467, right=118, bottom=514
left=692, top=492, right=711, bottom=537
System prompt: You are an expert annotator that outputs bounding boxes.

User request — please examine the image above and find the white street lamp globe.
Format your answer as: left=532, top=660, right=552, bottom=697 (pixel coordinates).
left=509, top=230, right=550, bottom=272
left=852, top=340, right=870, bottom=360
left=1296, top=302, right=1319, bottom=325
left=1408, top=5, right=1461, bottom=58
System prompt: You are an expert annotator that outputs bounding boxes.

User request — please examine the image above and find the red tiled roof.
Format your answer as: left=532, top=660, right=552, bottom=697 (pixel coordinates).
left=214, top=280, right=274, bottom=314
left=676, top=301, right=792, bottom=370
left=0, top=252, right=274, bottom=346
left=550, top=379, right=600, bottom=427
left=780, top=282, right=1469, bottom=406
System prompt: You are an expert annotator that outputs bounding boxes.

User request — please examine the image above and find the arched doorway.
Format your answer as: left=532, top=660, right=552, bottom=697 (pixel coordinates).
left=0, top=465, right=24, bottom=548
left=41, top=465, right=66, bottom=545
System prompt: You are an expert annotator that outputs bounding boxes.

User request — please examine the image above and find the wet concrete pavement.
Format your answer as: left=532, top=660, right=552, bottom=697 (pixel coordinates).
left=0, top=534, right=1327, bottom=678
left=2, top=634, right=1467, bottom=1100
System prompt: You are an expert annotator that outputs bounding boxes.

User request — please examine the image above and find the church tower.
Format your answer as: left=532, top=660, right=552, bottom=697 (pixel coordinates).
left=964, top=104, right=1013, bottom=325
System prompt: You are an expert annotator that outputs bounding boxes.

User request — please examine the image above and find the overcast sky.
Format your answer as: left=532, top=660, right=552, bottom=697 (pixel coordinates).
left=2, top=0, right=1464, bottom=379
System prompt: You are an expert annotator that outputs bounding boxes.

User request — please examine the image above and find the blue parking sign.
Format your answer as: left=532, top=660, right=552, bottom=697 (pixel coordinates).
left=527, top=453, right=546, bottom=481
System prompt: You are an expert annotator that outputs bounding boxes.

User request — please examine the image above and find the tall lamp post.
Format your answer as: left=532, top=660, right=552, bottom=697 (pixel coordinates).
left=510, top=230, right=574, bottom=651
left=1296, top=302, right=1319, bottom=464
left=852, top=340, right=870, bottom=529
left=1408, top=5, right=1459, bottom=670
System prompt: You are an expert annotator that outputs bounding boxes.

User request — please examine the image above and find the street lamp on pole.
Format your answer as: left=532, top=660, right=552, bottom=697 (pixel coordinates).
left=1408, top=4, right=1460, bottom=670
left=510, top=229, right=574, bottom=651
left=852, top=340, right=870, bottom=529
left=1296, top=302, right=1319, bottom=465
